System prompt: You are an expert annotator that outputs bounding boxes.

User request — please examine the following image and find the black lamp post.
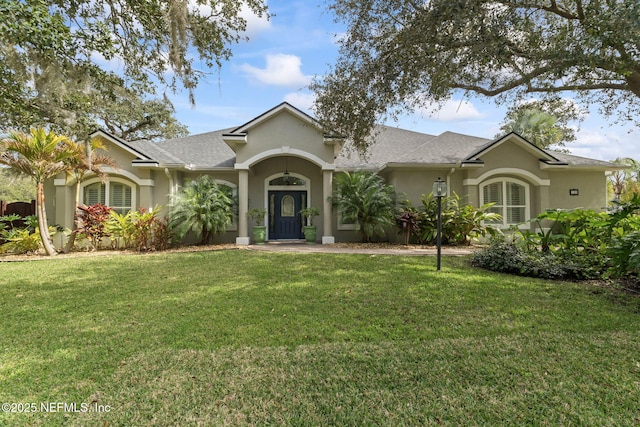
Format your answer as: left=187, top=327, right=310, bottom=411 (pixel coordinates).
left=432, top=177, right=447, bottom=271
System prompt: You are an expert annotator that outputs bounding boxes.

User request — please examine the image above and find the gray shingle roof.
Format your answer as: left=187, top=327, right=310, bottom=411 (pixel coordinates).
left=549, top=151, right=622, bottom=168
left=125, top=118, right=618, bottom=171
left=129, top=128, right=236, bottom=169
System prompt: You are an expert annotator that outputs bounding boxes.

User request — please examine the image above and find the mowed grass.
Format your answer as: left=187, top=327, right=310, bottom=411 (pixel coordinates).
left=1, top=250, right=639, bottom=426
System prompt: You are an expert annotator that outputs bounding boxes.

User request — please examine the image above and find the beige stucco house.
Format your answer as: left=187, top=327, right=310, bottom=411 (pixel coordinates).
left=47, top=102, right=621, bottom=246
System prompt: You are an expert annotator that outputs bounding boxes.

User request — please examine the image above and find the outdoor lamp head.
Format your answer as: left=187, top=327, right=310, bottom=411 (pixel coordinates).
left=432, top=177, right=447, bottom=197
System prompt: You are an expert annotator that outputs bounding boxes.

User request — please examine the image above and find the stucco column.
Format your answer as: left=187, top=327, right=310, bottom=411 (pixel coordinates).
left=322, top=169, right=335, bottom=244
left=236, top=169, right=250, bottom=245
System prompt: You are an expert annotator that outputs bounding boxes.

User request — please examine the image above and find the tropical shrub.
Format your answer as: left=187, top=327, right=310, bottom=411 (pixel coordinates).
left=0, top=215, right=41, bottom=254
left=169, top=176, right=235, bottom=244
left=0, top=227, right=42, bottom=254
left=333, top=171, right=396, bottom=242
left=470, top=236, right=593, bottom=280
left=130, top=208, right=170, bottom=251
left=419, top=192, right=501, bottom=245
left=107, top=208, right=170, bottom=251
left=76, top=204, right=112, bottom=249
left=395, top=206, right=421, bottom=245
left=476, top=201, right=640, bottom=281
left=106, top=210, right=137, bottom=249
left=608, top=231, right=640, bottom=280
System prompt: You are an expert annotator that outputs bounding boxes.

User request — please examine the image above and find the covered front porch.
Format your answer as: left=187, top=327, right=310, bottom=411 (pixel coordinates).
left=233, top=151, right=335, bottom=245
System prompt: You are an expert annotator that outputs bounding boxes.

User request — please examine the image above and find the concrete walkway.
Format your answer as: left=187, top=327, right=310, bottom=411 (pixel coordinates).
left=246, top=241, right=475, bottom=256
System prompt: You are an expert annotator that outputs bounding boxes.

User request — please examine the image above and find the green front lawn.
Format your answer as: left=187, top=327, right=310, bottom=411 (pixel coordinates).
left=1, top=250, right=639, bottom=425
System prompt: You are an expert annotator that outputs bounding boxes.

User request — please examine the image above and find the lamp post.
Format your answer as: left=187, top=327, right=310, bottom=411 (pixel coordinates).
left=432, top=177, right=447, bottom=271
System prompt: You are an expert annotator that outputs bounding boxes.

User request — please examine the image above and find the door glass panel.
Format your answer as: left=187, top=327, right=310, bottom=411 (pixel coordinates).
left=281, top=195, right=295, bottom=217
left=269, top=176, right=306, bottom=186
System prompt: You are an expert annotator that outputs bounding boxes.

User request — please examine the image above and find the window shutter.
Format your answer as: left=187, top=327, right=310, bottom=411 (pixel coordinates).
left=483, top=182, right=502, bottom=205
left=507, top=182, right=525, bottom=206
left=83, top=183, right=105, bottom=205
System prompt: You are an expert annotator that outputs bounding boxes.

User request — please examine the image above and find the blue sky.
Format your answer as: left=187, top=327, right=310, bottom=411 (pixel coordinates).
left=167, top=0, right=639, bottom=162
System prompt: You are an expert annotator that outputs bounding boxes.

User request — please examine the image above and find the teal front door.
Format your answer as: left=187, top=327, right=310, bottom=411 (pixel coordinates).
left=269, top=191, right=305, bottom=240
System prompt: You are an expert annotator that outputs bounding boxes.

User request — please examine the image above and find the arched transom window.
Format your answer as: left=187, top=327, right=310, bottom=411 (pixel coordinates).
left=82, top=179, right=134, bottom=215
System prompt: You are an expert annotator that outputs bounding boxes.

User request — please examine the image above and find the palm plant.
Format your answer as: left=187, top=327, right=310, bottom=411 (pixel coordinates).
left=0, top=128, right=77, bottom=255
left=332, top=171, right=395, bottom=243
left=63, top=137, right=116, bottom=252
left=500, top=108, right=563, bottom=150
left=169, top=176, right=235, bottom=244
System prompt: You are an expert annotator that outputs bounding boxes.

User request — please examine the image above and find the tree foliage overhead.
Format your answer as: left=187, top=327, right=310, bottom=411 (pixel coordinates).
left=312, top=0, right=640, bottom=151
left=0, top=0, right=268, bottom=140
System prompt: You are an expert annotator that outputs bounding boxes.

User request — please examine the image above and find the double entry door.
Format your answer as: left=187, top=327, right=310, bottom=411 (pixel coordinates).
left=268, top=191, right=306, bottom=240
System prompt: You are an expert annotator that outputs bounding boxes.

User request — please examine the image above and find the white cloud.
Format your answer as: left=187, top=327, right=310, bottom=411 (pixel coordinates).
left=571, top=127, right=640, bottom=161
left=240, top=54, right=311, bottom=87
left=90, top=51, right=125, bottom=74
left=416, top=99, right=485, bottom=121
left=188, top=1, right=272, bottom=37
left=283, top=92, right=315, bottom=111
left=240, top=2, right=272, bottom=36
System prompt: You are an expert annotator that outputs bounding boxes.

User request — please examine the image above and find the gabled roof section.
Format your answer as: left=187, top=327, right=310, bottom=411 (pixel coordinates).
left=89, top=129, right=152, bottom=161
left=226, top=102, right=325, bottom=135
left=131, top=129, right=236, bottom=170
left=463, top=132, right=564, bottom=165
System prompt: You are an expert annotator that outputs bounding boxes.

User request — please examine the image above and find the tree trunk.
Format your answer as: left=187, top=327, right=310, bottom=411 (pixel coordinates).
left=62, top=182, right=81, bottom=253
left=36, top=181, right=57, bottom=256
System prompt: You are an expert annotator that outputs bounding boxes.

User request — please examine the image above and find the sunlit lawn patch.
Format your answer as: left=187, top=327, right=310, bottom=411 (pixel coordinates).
left=1, top=251, right=639, bottom=425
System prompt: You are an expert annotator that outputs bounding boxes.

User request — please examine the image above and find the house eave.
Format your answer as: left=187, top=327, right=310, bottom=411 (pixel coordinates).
left=183, top=165, right=236, bottom=172
left=380, top=162, right=459, bottom=171
left=132, top=160, right=162, bottom=168
left=323, top=135, right=345, bottom=145
left=539, top=160, right=570, bottom=170
left=461, top=160, right=485, bottom=168
left=89, top=129, right=152, bottom=161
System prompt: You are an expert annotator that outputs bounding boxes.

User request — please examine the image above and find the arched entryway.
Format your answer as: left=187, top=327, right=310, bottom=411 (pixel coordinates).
left=265, top=172, right=310, bottom=240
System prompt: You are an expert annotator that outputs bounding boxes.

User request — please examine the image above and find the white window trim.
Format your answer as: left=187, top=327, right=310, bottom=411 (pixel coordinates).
left=81, top=177, right=137, bottom=212
left=338, top=213, right=360, bottom=231
left=480, top=177, right=530, bottom=228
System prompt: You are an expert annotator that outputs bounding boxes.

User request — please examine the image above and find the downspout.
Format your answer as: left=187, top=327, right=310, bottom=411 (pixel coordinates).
left=164, top=168, right=175, bottom=199
left=446, top=167, right=456, bottom=196
left=164, top=168, right=175, bottom=217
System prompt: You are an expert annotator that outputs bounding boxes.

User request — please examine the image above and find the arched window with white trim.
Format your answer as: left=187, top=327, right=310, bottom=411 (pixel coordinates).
left=82, top=178, right=135, bottom=215
left=481, top=178, right=530, bottom=227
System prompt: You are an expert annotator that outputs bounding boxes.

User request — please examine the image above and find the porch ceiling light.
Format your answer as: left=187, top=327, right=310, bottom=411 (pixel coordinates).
left=284, top=157, right=290, bottom=184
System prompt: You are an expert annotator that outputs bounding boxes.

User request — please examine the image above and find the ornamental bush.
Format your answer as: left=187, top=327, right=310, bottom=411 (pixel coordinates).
left=473, top=198, right=640, bottom=281
left=333, top=171, right=396, bottom=243
left=418, top=192, right=501, bottom=245
left=169, top=176, right=235, bottom=244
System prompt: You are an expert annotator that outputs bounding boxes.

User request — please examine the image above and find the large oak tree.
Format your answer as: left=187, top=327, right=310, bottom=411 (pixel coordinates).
left=312, top=0, right=640, bottom=151
left=0, top=0, right=268, bottom=140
